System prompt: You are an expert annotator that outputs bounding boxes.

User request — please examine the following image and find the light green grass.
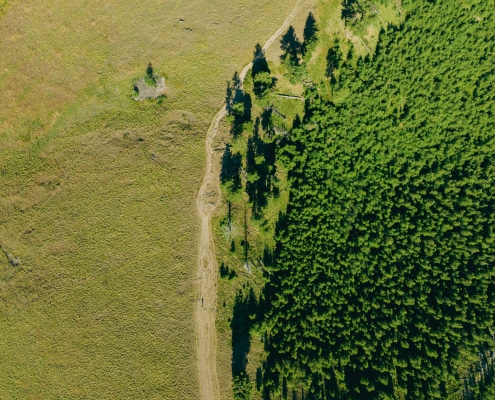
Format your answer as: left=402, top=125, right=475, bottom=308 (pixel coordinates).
left=0, top=0, right=305, bottom=398
left=0, top=124, right=205, bottom=399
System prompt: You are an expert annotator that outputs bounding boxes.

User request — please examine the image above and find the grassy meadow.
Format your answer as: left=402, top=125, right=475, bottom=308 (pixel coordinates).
left=0, top=0, right=302, bottom=398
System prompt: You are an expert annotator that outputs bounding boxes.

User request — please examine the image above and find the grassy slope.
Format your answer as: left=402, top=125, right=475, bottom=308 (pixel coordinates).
left=0, top=0, right=300, bottom=398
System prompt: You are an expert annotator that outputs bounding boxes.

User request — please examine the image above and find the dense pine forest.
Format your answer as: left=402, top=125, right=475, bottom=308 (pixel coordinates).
left=253, top=0, right=495, bottom=399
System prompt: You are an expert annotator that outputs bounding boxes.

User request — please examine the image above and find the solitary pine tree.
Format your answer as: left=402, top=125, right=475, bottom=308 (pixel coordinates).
left=146, top=62, right=154, bottom=79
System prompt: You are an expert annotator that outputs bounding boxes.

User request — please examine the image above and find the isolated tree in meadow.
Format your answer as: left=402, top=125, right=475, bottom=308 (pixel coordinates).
left=221, top=144, right=242, bottom=190
left=341, top=0, right=386, bottom=21
left=147, top=62, right=154, bottom=79
left=261, top=108, right=273, bottom=132
left=326, top=38, right=343, bottom=82
left=341, top=0, right=362, bottom=20
left=227, top=70, right=249, bottom=134
left=253, top=43, right=264, bottom=59
left=253, top=72, right=275, bottom=98
left=250, top=42, right=274, bottom=95
left=227, top=71, right=243, bottom=114
left=303, top=12, right=318, bottom=44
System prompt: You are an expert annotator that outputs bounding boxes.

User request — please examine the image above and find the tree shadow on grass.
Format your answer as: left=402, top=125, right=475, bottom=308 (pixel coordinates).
left=231, top=288, right=257, bottom=376
left=231, top=288, right=258, bottom=399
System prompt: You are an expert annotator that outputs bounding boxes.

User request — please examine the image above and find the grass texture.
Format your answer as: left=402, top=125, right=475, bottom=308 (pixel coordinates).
left=0, top=0, right=301, bottom=398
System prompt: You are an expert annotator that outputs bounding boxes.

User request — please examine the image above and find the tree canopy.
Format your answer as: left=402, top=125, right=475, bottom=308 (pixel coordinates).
left=259, top=0, right=495, bottom=398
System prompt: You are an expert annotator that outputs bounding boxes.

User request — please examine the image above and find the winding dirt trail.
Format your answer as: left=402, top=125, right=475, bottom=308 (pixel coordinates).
left=195, top=1, right=308, bottom=399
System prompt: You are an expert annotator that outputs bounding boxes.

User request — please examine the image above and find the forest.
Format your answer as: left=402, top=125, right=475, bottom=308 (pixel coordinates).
left=220, top=0, right=495, bottom=398
left=257, top=0, right=495, bottom=398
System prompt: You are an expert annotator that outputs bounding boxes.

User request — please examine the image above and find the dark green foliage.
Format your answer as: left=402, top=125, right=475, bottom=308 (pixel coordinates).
left=341, top=0, right=364, bottom=20
left=227, top=71, right=248, bottom=135
left=261, top=108, right=273, bottom=133
left=233, top=372, right=254, bottom=400
left=341, top=0, right=387, bottom=22
left=303, top=12, right=318, bottom=51
left=221, top=144, right=242, bottom=190
left=243, top=93, right=253, bottom=122
left=246, top=118, right=277, bottom=216
left=232, top=289, right=258, bottom=399
left=220, top=262, right=237, bottom=280
left=280, top=25, right=302, bottom=66
left=461, top=345, right=495, bottom=400
left=325, top=39, right=343, bottom=83
left=292, top=114, right=302, bottom=130
left=299, top=12, right=319, bottom=59
left=146, top=62, right=154, bottom=79
left=253, top=72, right=276, bottom=98
left=231, top=102, right=245, bottom=121
left=260, top=0, right=495, bottom=398
left=232, top=288, right=258, bottom=375
left=252, top=43, right=270, bottom=77
left=251, top=43, right=276, bottom=98
left=281, top=25, right=311, bottom=84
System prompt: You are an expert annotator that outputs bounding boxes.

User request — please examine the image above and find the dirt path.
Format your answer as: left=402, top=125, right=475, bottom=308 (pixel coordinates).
left=195, top=1, right=308, bottom=399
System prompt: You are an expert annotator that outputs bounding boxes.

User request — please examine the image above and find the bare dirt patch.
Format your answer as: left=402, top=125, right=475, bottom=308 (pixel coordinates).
left=133, top=77, right=166, bottom=100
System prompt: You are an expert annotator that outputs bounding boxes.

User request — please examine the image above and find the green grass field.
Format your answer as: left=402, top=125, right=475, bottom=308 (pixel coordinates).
left=0, top=0, right=303, bottom=398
